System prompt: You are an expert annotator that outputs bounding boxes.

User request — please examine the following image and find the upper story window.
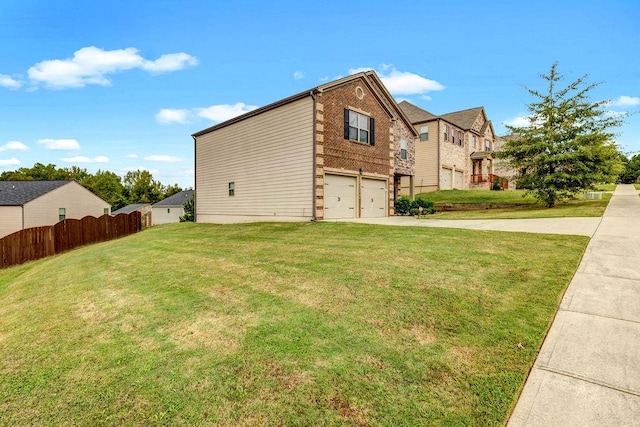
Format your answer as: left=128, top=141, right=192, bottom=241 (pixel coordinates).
left=400, top=138, right=408, bottom=160
left=443, top=124, right=448, bottom=141
left=451, top=129, right=456, bottom=143
left=419, top=125, right=429, bottom=141
left=344, top=109, right=375, bottom=145
left=228, top=182, right=235, bottom=196
left=103, top=208, right=109, bottom=215
left=59, top=208, right=66, bottom=221
left=484, top=140, right=491, bottom=151
left=472, top=135, right=477, bottom=148
left=458, top=131, right=463, bottom=146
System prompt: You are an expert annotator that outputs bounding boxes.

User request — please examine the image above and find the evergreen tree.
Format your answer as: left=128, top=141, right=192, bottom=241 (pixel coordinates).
left=498, top=63, right=625, bottom=207
left=179, top=196, right=195, bottom=222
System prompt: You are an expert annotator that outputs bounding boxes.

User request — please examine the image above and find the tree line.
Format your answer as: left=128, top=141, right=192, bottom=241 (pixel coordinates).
left=0, top=163, right=186, bottom=211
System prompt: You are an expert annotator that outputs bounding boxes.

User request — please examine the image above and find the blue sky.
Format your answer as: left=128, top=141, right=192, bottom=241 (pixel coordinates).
left=1, top=0, right=638, bottom=188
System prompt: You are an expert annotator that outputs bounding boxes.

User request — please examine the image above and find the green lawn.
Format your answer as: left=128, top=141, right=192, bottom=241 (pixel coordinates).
left=417, top=190, right=611, bottom=219
left=635, top=183, right=640, bottom=190
left=0, top=223, right=588, bottom=426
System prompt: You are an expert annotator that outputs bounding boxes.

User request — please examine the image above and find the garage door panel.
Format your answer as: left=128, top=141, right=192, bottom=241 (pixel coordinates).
left=454, top=171, right=463, bottom=189
left=324, top=174, right=356, bottom=219
left=441, top=168, right=452, bottom=190
left=361, top=178, right=387, bottom=218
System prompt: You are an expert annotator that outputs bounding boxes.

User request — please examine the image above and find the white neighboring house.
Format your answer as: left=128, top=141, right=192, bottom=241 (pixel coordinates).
left=151, top=190, right=194, bottom=225
left=0, top=180, right=111, bottom=239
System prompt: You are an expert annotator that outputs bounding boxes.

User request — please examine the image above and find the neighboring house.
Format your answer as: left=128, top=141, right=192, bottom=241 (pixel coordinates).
left=112, top=203, right=152, bottom=227
left=151, top=190, right=193, bottom=225
left=493, top=136, right=519, bottom=190
left=193, top=71, right=417, bottom=222
left=398, top=101, right=497, bottom=192
left=0, top=180, right=111, bottom=238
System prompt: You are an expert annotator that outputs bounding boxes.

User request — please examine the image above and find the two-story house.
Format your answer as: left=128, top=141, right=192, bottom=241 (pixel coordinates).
left=192, top=71, right=417, bottom=222
left=398, top=101, right=497, bottom=193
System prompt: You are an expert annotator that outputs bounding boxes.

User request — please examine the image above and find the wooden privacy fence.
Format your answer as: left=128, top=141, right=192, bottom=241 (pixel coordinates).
left=0, top=212, right=142, bottom=269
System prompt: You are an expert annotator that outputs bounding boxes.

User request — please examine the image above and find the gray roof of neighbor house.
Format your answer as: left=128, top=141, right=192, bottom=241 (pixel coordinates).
left=0, top=180, right=70, bottom=206
left=112, top=203, right=150, bottom=215
left=398, top=101, right=438, bottom=123
left=152, top=190, right=194, bottom=207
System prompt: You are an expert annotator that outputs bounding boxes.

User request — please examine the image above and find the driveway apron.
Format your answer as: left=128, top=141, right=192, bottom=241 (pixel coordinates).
left=508, top=184, right=640, bottom=426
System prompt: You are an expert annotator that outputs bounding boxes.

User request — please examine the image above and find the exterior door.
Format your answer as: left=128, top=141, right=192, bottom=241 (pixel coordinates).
left=360, top=178, right=387, bottom=218
left=324, top=174, right=356, bottom=219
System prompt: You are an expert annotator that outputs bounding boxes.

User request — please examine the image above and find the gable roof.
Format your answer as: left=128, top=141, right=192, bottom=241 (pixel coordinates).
left=439, top=107, right=485, bottom=130
left=112, top=203, right=150, bottom=215
left=398, top=100, right=438, bottom=123
left=152, top=190, right=194, bottom=207
left=0, top=180, right=70, bottom=206
left=192, top=71, right=417, bottom=138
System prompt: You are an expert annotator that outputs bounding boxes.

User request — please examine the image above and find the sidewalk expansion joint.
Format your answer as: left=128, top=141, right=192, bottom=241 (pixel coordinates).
left=535, top=365, right=640, bottom=398
left=558, top=307, right=640, bottom=325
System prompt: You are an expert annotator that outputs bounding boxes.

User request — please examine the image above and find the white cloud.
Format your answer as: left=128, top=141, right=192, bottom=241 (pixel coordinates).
left=0, top=141, right=29, bottom=151
left=0, top=158, right=20, bottom=166
left=503, top=116, right=531, bottom=128
left=142, top=52, right=199, bottom=73
left=61, top=156, right=109, bottom=163
left=0, top=74, right=22, bottom=89
left=28, top=46, right=198, bottom=89
left=349, top=65, right=445, bottom=96
left=125, top=153, right=138, bottom=158
left=293, top=71, right=305, bottom=80
left=609, top=95, right=640, bottom=108
left=144, top=155, right=183, bottom=163
left=155, top=108, right=190, bottom=124
left=37, top=138, right=80, bottom=150
left=197, top=102, right=259, bottom=123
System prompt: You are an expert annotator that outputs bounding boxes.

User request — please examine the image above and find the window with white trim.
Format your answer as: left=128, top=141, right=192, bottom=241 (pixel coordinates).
left=59, top=208, right=66, bottom=221
left=400, top=138, right=408, bottom=160
left=419, top=125, right=429, bottom=141
left=485, top=139, right=491, bottom=150
left=472, top=135, right=477, bottom=148
left=444, top=124, right=448, bottom=141
left=344, top=109, right=375, bottom=145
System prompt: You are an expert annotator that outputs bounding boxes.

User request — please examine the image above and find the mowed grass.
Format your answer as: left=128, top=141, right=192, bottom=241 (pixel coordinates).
left=0, top=222, right=588, bottom=426
left=418, top=190, right=611, bottom=219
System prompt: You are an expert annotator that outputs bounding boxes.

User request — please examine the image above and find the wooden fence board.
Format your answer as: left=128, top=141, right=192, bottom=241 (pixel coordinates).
left=0, top=212, right=142, bottom=269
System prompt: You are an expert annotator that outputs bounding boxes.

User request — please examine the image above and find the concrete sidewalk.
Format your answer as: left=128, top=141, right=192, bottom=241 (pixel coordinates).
left=508, top=184, right=640, bottom=426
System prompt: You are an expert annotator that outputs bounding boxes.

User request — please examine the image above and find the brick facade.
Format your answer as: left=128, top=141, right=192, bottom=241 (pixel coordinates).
left=313, top=76, right=416, bottom=219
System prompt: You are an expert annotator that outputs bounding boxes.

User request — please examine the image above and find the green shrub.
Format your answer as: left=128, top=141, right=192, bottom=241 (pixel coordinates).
left=394, top=196, right=412, bottom=215
left=492, top=179, right=502, bottom=191
left=411, top=198, right=435, bottom=215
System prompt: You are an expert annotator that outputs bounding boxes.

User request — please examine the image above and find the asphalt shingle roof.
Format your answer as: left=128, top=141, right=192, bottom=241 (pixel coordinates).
left=152, top=190, right=194, bottom=207
left=439, top=107, right=485, bottom=130
left=398, top=101, right=438, bottom=123
left=111, top=203, right=150, bottom=215
left=0, top=180, right=70, bottom=206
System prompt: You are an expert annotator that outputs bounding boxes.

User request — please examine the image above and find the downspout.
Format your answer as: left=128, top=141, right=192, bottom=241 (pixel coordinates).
left=310, top=90, right=317, bottom=221
left=192, top=135, right=197, bottom=223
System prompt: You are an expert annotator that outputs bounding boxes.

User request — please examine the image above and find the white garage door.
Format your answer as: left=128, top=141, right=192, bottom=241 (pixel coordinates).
left=441, top=168, right=452, bottom=190
left=361, top=178, right=387, bottom=218
left=324, top=174, right=356, bottom=219
left=454, top=171, right=463, bottom=189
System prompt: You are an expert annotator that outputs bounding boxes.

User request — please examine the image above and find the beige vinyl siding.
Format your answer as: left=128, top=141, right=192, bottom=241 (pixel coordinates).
left=196, top=97, right=314, bottom=221
left=0, top=206, right=23, bottom=238
left=23, top=182, right=110, bottom=229
left=152, top=206, right=184, bottom=225
left=401, top=121, right=438, bottom=194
